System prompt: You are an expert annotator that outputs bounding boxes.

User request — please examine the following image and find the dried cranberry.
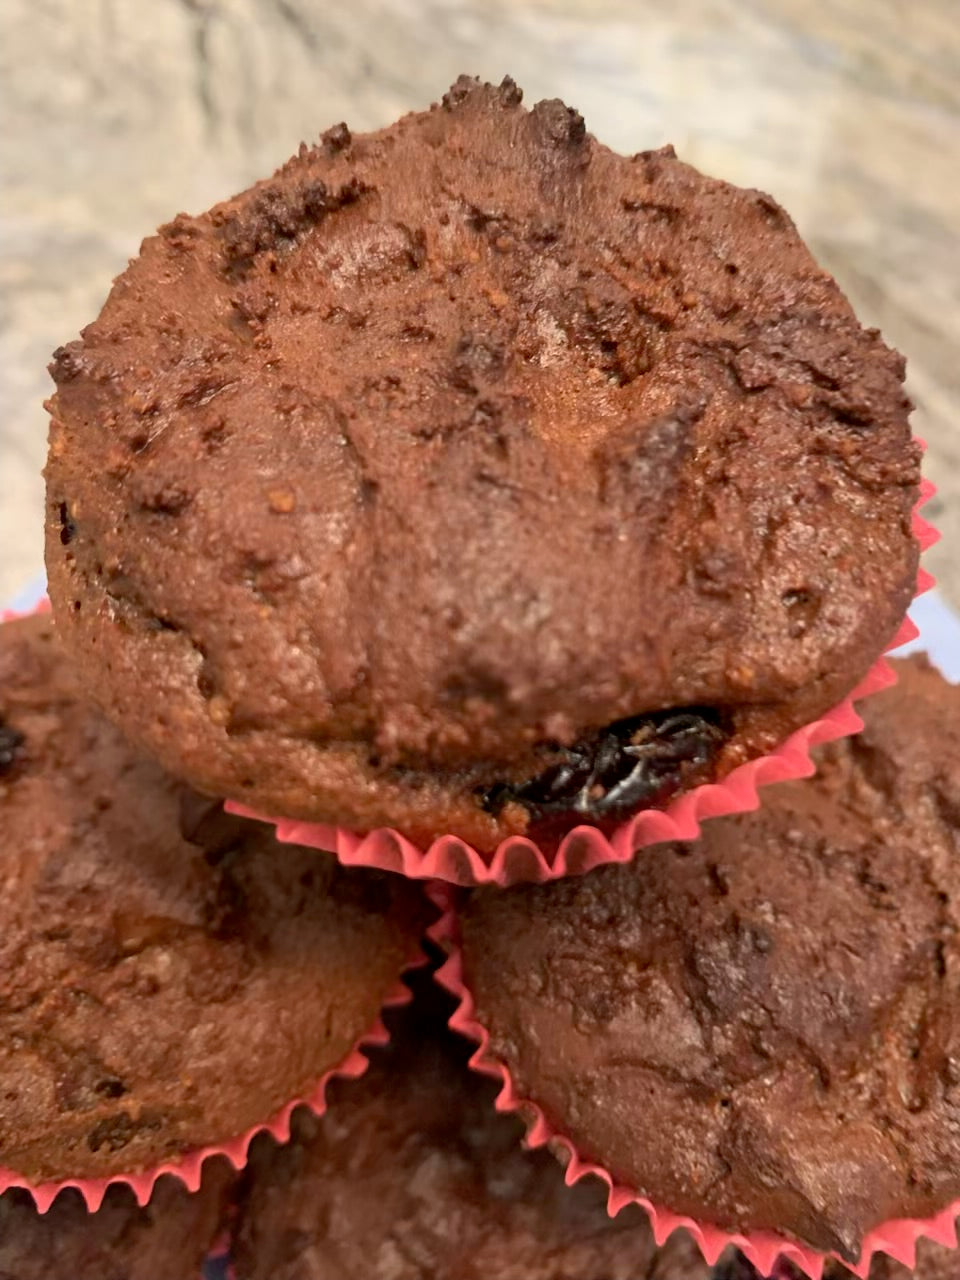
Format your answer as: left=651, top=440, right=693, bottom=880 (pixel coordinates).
left=481, top=707, right=729, bottom=824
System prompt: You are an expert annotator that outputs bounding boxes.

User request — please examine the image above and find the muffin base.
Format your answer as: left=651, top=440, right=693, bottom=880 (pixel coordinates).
left=228, top=627, right=910, bottom=885
left=229, top=475, right=936, bottom=884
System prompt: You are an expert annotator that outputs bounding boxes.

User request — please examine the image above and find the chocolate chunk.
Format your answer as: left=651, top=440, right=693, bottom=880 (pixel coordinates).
left=532, top=97, right=587, bottom=146
left=86, top=1112, right=146, bottom=1153
left=0, top=721, right=25, bottom=775
left=58, top=500, right=77, bottom=545
left=322, top=121, right=352, bottom=153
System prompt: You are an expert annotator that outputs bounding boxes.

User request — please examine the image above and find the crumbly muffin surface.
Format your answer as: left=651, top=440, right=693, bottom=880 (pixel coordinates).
left=463, top=656, right=960, bottom=1258
left=0, top=615, right=429, bottom=1180
left=46, top=76, right=919, bottom=848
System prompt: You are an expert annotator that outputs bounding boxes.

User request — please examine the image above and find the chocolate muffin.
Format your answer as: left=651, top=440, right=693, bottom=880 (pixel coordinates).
left=459, top=654, right=960, bottom=1260
left=0, top=614, right=431, bottom=1182
left=232, top=979, right=956, bottom=1280
left=44, top=76, right=920, bottom=852
left=232, top=977, right=718, bottom=1280
left=0, top=1160, right=233, bottom=1280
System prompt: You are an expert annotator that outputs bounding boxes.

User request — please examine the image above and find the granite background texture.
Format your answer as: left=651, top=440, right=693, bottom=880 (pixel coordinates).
left=1, top=0, right=955, bottom=602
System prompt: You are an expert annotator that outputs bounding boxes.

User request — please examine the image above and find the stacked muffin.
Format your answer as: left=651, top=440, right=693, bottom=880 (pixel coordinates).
left=1, top=76, right=950, bottom=1277
left=454, top=652, right=960, bottom=1271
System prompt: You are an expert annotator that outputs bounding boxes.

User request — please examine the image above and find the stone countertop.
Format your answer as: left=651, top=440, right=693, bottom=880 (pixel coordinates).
left=1, top=0, right=956, bottom=605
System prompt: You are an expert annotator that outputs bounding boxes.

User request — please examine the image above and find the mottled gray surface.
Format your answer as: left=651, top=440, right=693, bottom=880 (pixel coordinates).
left=1, top=0, right=956, bottom=603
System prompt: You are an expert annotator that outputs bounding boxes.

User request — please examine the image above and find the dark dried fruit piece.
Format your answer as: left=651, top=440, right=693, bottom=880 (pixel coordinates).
left=58, top=500, right=77, bottom=546
left=480, top=707, right=729, bottom=824
left=0, top=720, right=26, bottom=776
left=86, top=1110, right=161, bottom=1153
left=497, top=75, right=523, bottom=107
left=442, top=75, right=480, bottom=110
left=178, top=788, right=248, bottom=858
left=322, top=121, right=351, bottom=153
left=533, top=97, right=587, bottom=146
left=94, top=1077, right=128, bottom=1099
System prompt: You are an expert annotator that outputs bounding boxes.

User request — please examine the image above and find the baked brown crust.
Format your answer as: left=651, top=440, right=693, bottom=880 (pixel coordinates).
left=0, top=614, right=431, bottom=1181
left=233, top=981, right=716, bottom=1280
left=461, top=656, right=960, bottom=1259
left=45, top=76, right=919, bottom=848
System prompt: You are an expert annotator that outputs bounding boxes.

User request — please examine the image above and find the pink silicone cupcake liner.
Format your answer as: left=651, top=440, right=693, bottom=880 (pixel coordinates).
left=1, top=597, right=51, bottom=624
left=0, top=959, right=428, bottom=1214
left=430, top=898, right=960, bottom=1280
left=228, top=476, right=939, bottom=888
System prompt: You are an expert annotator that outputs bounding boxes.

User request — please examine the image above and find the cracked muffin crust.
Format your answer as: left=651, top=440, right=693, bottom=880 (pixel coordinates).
left=460, top=656, right=960, bottom=1260
left=0, top=614, right=431, bottom=1181
left=232, top=976, right=957, bottom=1280
left=0, top=1160, right=233, bottom=1280
left=45, top=75, right=920, bottom=850
left=233, top=976, right=719, bottom=1280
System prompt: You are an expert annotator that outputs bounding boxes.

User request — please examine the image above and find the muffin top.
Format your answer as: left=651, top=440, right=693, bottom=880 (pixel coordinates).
left=0, top=614, right=430, bottom=1181
left=0, top=1161, right=233, bottom=1280
left=46, top=75, right=919, bottom=846
left=232, top=979, right=955, bottom=1280
left=461, top=655, right=960, bottom=1260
